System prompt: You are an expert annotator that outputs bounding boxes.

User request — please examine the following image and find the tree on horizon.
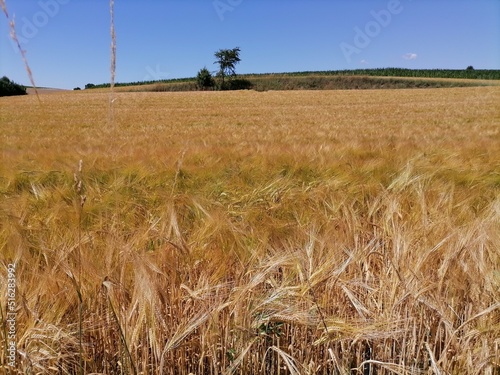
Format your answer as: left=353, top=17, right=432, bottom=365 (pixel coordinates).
left=0, top=76, right=27, bottom=97
left=214, top=47, right=241, bottom=89
left=196, top=67, right=215, bottom=90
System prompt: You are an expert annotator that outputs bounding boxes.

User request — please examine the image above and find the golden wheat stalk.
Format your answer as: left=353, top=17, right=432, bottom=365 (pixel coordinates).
left=0, top=0, right=40, bottom=103
left=1, top=84, right=499, bottom=373
left=108, top=0, right=117, bottom=126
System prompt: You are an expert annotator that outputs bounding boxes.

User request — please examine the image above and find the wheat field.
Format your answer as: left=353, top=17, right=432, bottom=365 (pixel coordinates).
left=0, top=87, right=499, bottom=374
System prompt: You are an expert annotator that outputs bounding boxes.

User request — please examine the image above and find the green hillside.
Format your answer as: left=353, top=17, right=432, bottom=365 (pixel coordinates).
left=87, top=68, right=500, bottom=91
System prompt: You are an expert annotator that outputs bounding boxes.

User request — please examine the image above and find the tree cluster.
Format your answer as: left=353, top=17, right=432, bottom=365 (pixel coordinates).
left=0, top=76, right=27, bottom=97
left=197, top=47, right=241, bottom=90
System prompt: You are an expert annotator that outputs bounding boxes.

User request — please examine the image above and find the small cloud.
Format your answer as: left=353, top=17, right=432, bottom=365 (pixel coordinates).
left=403, top=53, right=417, bottom=60
left=360, top=59, right=369, bottom=65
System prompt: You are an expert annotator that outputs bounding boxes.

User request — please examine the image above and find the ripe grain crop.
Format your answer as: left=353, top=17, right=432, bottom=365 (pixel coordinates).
left=0, top=87, right=499, bottom=374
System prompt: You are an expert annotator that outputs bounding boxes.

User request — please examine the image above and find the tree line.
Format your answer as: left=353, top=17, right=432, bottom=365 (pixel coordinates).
left=0, top=76, right=27, bottom=97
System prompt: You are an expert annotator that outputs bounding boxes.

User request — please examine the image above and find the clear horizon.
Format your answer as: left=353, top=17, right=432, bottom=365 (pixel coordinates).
left=1, top=0, right=499, bottom=90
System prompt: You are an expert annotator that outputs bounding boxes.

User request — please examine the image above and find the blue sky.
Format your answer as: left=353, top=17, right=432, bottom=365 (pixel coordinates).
left=1, top=0, right=499, bottom=89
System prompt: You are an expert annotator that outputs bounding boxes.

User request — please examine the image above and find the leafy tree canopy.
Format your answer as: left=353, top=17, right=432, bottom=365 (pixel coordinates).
left=214, top=47, right=241, bottom=89
left=196, top=67, right=215, bottom=90
left=0, top=76, right=27, bottom=97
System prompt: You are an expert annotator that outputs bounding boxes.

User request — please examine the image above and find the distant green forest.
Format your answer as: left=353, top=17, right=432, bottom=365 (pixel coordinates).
left=0, top=76, right=27, bottom=97
left=87, top=68, right=500, bottom=90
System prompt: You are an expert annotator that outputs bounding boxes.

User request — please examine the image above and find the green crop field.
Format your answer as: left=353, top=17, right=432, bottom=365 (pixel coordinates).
left=88, top=68, right=500, bottom=90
